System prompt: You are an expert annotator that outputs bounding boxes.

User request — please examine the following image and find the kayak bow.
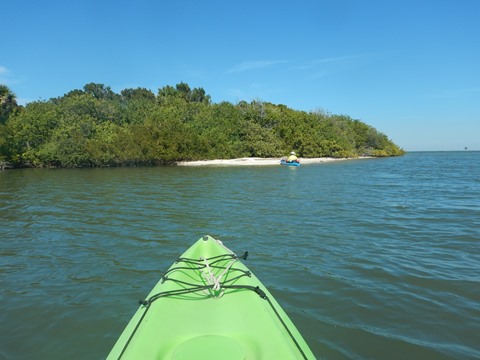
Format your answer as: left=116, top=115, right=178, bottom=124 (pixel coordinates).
left=107, top=235, right=315, bottom=359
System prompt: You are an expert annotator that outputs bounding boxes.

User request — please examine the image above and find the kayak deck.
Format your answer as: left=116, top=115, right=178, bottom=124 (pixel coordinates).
left=107, top=235, right=315, bottom=359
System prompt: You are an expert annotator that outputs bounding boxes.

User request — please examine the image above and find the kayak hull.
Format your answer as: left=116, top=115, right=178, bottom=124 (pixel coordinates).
left=281, top=159, right=301, bottom=166
left=107, top=235, right=315, bottom=359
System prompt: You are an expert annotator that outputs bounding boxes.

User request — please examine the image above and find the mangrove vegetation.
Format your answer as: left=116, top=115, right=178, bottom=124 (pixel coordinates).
left=0, top=83, right=404, bottom=168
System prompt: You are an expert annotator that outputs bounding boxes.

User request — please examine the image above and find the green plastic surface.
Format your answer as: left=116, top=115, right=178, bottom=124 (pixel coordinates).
left=107, top=235, right=316, bottom=359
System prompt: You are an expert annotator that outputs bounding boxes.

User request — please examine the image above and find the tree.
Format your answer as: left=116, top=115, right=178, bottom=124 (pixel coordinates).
left=158, top=83, right=211, bottom=105
left=0, top=85, right=19, bottom=124
left=189, top=87, right=210, bottom=104
left=157, top=85, right=178, bottom=104
left=8, top=101, right=59, bottom=164
left=57, top=89, right=125, bottom=125
left=121, top=88, right=155, bottom=102
left=83, top=83, right=117, bottom=100
left=120, top=88, right=156, bottom=124
left=175, top=82, right=191, bottom=99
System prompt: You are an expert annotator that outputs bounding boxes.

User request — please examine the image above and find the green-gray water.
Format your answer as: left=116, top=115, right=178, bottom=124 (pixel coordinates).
left=1, top=152, right=479, bottom=359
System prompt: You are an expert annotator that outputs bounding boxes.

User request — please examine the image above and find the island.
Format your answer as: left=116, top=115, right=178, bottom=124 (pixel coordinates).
left=0, top=83, right=404, bottom=169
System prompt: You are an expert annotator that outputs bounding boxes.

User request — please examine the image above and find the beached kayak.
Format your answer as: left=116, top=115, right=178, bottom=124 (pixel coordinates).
left=281, top=159, right=301, bottom=166
left=107, top=235, right=315, bottom=359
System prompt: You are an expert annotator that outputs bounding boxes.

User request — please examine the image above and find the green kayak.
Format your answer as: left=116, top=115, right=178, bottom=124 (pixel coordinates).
left=107, top=235, right=316, bottom=359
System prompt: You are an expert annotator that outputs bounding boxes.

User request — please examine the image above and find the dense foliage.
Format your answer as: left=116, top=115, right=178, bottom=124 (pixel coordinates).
left=0, top=83, right=404, bottom=168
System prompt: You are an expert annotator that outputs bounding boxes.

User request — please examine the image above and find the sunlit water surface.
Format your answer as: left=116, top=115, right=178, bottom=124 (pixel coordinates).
left=1, top=152, right=479, bottom=359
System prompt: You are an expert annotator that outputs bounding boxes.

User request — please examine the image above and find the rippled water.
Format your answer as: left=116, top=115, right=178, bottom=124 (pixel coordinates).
left=1, top=152, right=479, bottom=359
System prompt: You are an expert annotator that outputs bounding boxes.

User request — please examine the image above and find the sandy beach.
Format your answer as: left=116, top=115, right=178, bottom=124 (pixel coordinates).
left=176, top=157, right=362, bottom=166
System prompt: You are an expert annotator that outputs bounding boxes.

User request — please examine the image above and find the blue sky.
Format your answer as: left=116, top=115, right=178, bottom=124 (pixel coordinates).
left=2, top=0, right=479, bottom=151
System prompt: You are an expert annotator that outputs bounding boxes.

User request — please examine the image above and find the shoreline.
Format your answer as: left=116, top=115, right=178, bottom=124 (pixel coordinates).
left=176, top=157, right=371, bottom=166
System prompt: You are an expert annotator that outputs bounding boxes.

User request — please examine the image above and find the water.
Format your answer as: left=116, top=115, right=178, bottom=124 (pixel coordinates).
left=1, top=152, right=479, bottom=359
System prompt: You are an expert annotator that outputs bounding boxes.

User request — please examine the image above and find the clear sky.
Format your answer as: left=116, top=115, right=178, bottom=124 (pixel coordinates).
left=2, top=0, right=479, bottom=151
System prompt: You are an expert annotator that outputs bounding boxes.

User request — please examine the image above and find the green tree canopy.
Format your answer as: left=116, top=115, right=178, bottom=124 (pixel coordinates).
left=0, top=85, right=19, bottom=124
left=0, top=82, right=404, bottom=168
